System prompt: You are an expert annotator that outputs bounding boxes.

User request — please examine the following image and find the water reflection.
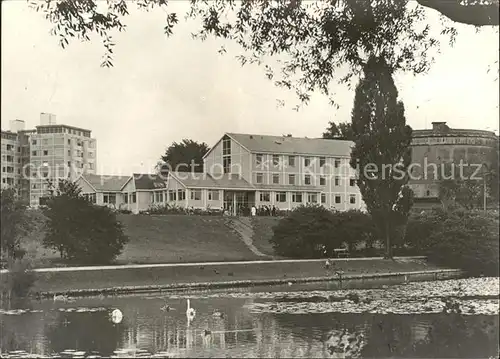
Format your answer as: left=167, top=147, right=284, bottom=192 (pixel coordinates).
left=1, top=279, right=498, bottom=358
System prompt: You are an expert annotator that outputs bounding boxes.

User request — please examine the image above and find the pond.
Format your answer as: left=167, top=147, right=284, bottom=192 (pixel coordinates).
left=1, top=277, right=499, bottom=358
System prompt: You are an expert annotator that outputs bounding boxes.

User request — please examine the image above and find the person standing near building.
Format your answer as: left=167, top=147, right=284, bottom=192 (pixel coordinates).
left=251, top=205, right=256, bottom=217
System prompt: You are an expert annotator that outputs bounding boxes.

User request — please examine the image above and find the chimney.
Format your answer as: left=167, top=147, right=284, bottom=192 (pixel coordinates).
left=40, top=112, right=57, bottom=125
left=9, top=119, right=25, bottom=133
left=431, top=121, right=449, bottom=132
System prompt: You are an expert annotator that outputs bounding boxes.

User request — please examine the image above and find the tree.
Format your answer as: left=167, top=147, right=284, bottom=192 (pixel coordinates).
left=405, top=208, right=499, bottom=276
left=43, top=179, right=129, bottom=264
left=270, top=204, right=341, bottom=258
left=322, top=121, right=354, bottom=141
left=437, top=162, right=495, bottom=210
left=159, top=139, right=209, bottom=174
left=31, top=0, right=474, bottom=106
left=0, top=189, right=26, bottom=260
left=350, top=55, right=414, bottom=259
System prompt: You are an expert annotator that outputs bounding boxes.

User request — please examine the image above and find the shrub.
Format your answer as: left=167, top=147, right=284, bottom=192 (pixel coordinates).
left=0, top=258, right=36, bottom=299
left=43, top=180, right=129, bottom=265
left=404, top=208, right=499, bottom=276
left=270, top=204, right=337, bottom=258
left=270, top=205, right=376, bottom=258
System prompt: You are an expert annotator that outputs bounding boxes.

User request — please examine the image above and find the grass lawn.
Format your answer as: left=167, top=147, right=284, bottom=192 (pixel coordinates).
left=116, top=214, right=261, bottom=264
left=29, top=257, right=448, bottom=294
left=251, top=217, right=281, bottom=256
left=23, top=214, right=263, bottom=268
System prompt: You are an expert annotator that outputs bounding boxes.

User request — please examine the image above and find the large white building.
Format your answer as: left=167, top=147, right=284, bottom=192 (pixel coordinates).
left=0, top=113, right=97, bottom=206
left=75, top=132, right=365, bottom=214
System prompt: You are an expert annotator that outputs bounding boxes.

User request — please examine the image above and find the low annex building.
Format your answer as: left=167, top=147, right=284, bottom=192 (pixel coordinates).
left=76, top=173, right=166, bottom=214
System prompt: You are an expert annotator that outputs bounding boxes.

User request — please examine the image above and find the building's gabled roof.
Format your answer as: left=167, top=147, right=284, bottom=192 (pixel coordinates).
left=226, top=133, right=353, bottom=157
left=169, top=171, right=254, bottom=190
left=79, top=174, right=131, bottom=192
left=132, top=173, right=167, bottom=190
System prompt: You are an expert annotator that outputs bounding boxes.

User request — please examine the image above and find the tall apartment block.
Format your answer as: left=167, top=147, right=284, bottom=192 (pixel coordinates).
left=0, top=113, right=97, bottom=206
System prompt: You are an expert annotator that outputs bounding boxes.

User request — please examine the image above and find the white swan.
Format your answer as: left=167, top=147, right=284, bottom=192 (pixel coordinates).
left=186, top=299, right=196, bottom=320
left=110, top=309, right=123, bottom=324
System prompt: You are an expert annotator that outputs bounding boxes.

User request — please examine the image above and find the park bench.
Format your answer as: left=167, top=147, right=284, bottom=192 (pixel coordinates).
left=333, top=248, right=349, bottom=258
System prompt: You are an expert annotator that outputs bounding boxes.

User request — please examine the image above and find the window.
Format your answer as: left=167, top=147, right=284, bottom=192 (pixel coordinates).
left=222, top=136, right=231, bottom=156
left=350, top=178, right=356, bottom=187
left=292, top=192, right=302, bottom=203
left=103, top=193, right=117, bottom=205
left=304, top=175, right=311, bottom=185
left=319, top=157, right=326, bottom=167
left=321, top=193, right=326, bottom=203
left=288, top=174, right=295, bottom=185
left=288, top=156, right=295, bottom=167
left=177, top=189, right=186, bottom=201
left=191, top=189, right=202, bottom=201
left=304, top=157, right=311, bottom=167
left=68, top=139, right=71, bottom=145
left=124, top=193, right=129, bottom=204
left=84, top=193, right=96, bottom=204
left=349, top=194, right=356, bottom=204
left=132, top=192, right=137, bottom=203
left=43, top=150, right=48, bottom=156
left=276, top=192, right=286, bottom=202
left=32, top=184, right=37, bottom=189
left=223, top=157, right=231, bottom=174
left=260, top=192, right=271, bottom=202
left=208, top=190, right=220, bottom=201
left=335, top=195, right=341, bottom=204
left=32, top=151, right=37, bottom=156
left=43, top=139, right=49, bottom=145
left=256, top=173, right=263, bottom=184
left=67, top=161, right=71, bottom=168
left=155, top=192, right=164, bottom=203
left=334, top=159, right=341, bottom=168
left=426, top=190, right=431, bottom=196
left=17, top=147, right=20, bottom=153
left=169, top=190, right=177, bottom=201
left=32, top=140, right=37, bottom=145
left=273, top=155, right=280, bottom=166
left=256, top=154, right=263, bottom=165
left=320, top=176, right=326, bottom=186
left=307, top=192, right=318, bottom=203
left=272, top=174, right=280, bottom=184
left=334, top=176, right=340, bottom=186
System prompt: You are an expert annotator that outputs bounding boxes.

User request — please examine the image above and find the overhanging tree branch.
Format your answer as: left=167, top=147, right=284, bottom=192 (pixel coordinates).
left=417, top=0, right=499, bottom=26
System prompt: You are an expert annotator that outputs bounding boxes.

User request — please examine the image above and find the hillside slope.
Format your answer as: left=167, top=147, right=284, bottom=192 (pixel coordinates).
left=116, top=214, right=262, bottom=264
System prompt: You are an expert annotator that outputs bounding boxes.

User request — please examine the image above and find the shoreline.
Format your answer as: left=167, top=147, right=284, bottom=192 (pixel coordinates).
left=42, top=268, right=464, bottom=298
left=1, top=256, right=464, bottom=298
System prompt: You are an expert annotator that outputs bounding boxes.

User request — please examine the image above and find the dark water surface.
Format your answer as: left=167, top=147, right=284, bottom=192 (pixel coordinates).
left=1, top=278, right=498, bottom=358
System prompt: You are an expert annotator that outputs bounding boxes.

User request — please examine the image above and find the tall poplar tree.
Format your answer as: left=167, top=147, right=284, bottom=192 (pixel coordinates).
left=350, top=55, right=414, bottom=259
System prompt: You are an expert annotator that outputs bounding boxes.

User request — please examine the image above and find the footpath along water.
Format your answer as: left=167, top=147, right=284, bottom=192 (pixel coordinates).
left=1, top=257, right=463, bottom=296
left=1, top=277, right=498, bottom=358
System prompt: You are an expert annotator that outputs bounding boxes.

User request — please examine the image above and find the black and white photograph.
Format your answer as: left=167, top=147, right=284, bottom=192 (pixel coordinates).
left=1, top=0, right=499, bottom=358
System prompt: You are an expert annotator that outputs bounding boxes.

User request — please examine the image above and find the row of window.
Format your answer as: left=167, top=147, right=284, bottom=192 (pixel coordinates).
left=259, top=191, right=357, bottom=204
left=255, top=173, right=357, bottom=186
left=256, top=154, right=343, bottom=168
left=32, top=138, right=94, bottom=147
left=35, top=127, right=91, bottom=137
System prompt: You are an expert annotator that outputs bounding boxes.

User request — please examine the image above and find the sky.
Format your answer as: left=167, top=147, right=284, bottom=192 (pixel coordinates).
left=1, top=1, right=499, bottom=175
